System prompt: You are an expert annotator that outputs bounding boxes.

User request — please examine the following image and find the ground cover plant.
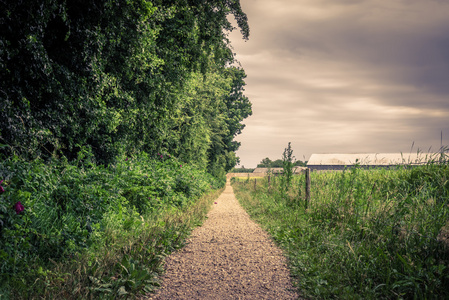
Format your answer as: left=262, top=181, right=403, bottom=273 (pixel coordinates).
left=0, top=151, right=224, bottom=299
left=232, top=155, right=449, bottom=299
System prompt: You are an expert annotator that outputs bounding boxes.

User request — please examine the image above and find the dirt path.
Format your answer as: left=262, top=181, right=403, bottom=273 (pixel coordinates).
left=147, top=179, right=299, bottom=300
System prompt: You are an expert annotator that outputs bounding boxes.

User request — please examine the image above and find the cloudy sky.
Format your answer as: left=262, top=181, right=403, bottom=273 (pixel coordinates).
left=228, top=0, right=449, bottom=168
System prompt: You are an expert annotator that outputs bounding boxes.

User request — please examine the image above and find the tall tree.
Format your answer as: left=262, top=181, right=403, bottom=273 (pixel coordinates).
left=166, top=61, right=251, bottom=176
left=0, top=0, right=250, bottom=168
left=257, top=157, right=273, bottom=168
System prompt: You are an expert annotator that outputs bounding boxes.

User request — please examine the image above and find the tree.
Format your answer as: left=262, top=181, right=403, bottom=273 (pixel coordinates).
left=203, top=65, right=252, bottom=176
left=0, top=0, right=251, bottom=170
left=271, top=159, right=284, bottom=168
left=257, top=157, right=273, bottom=168
left=295, top=160, right=307, bottom=167
left=257, top=158, right=284, bottom=168
left=164, top=59, right=251, bottom=177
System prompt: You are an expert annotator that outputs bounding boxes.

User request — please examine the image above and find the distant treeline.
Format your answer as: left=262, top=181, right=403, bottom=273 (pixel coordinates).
left=0, top=0, right=251, bottom=177
left=230, top=168, right=255, bottom=173
left=231, top=155, right=307, bottom=173
left=257, top=157, right=307, bottom=168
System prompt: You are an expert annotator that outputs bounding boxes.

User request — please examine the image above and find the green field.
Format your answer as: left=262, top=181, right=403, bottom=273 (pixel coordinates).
left=232, top=163, right=449, bottom=299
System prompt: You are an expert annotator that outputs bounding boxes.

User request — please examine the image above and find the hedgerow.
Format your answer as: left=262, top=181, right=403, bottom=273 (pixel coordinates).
left=0, top=151, right=222, bottom=298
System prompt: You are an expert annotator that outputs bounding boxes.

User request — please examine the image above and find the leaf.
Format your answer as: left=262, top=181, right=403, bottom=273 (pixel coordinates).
left=117, top=286, right=128, bottom=296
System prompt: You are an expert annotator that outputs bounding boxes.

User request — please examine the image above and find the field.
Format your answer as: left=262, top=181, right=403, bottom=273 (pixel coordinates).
left=232, top=164, right=449, bottom=299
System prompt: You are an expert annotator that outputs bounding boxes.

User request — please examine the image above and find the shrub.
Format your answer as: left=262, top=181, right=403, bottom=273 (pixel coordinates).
left=0, top=150, right=221, bottom=297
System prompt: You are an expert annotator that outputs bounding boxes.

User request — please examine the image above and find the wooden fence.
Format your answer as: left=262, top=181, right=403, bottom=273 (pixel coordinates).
left=227, top=168, right=311, bottom=206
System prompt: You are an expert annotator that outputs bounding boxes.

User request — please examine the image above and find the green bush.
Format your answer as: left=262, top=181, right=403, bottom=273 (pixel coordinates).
left=0, top=151, right=222, bottom=297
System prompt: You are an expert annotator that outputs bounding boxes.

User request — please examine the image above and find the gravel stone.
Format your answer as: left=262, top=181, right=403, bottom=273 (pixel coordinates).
left=147, top=179, right=299, bottom=299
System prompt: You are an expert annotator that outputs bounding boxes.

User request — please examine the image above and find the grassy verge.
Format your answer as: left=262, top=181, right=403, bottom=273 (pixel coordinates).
left=25, top=188, right=222, bottom=299
left=232, top=164, right=449, bottom=299
left=0, top=151, right=223, bottom=299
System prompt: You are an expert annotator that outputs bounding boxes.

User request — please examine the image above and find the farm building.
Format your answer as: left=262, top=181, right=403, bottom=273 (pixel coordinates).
left=252, top=167, right=307, bottom=175
left=307, top=153, right=435, bottom=171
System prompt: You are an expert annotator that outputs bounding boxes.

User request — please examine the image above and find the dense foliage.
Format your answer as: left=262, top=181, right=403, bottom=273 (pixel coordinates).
left=0, top=152, right=223, bottom=298
left=257, top=156, right=307, bottom=168
left=233, top=159, right=449, bottom=299
left=0, top=0, right=251, bottom=176
left=0, top=0, right=251, bottom=297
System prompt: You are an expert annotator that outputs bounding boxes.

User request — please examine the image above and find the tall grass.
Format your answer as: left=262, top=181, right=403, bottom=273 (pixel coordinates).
left=0, top=151, right=223, bottom=299
left=232, top=160, right=449, bottom=299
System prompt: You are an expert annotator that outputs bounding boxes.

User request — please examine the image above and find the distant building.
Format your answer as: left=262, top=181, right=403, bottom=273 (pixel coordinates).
left=307, top=153, right=435, bottom=171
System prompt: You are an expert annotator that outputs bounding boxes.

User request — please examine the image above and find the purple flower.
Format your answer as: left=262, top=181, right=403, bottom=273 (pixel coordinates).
left=180, top=164, right=182, bottom=168
left=0, top=180, right=4, bottom=194
left=13, top=201, right=24, bottom=214
left=214, top=202, right=217, bottom=204
left=125, top=158, right=128, bottom=161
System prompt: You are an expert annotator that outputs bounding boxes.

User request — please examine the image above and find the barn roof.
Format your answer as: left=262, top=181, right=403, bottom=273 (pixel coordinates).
left=307, top=153, right=434, bottom=167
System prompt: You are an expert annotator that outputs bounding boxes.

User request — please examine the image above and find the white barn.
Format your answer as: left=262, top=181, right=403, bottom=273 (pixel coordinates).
left=307, top=153, right=435, bottom=171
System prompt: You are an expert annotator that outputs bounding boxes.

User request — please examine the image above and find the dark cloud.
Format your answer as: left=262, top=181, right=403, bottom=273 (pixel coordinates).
left=229, top=0, right=449, bottom=167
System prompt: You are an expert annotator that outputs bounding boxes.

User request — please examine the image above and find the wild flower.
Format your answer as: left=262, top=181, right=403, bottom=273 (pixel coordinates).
left=125, top=158, right=128, bottom=161
left=14, top=201, right=24, bottom=214
left=0, top=180, right=4, bottom=194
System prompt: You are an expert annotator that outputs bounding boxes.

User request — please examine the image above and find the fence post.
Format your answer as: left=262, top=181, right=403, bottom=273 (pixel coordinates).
left=254, top=178, right=257, bottom=191
left=305, top=168, right=311, bottom=209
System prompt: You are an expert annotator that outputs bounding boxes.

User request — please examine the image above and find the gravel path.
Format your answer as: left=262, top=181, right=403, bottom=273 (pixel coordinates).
left=147, top=179, right=299, bottom=299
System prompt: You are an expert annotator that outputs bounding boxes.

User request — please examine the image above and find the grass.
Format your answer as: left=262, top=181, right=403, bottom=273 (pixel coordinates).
left=25, top=188, right=222, bottom=299
left=0, top=151, right=223, bottom=299
left=232, top=162, right=449, bottom=299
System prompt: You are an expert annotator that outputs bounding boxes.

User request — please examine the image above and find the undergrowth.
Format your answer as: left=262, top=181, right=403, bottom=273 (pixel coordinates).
left=0, top=150, right=223, bottom=299
left=232, top=161, right=449, bottom=299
